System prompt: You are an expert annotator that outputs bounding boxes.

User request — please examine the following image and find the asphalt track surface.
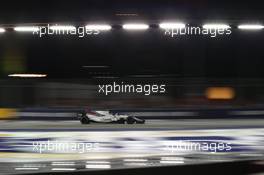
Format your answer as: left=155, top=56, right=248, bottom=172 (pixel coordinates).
left=1, top=119, right=264, bottom=174
left=1, top=119, right=264, bottom=131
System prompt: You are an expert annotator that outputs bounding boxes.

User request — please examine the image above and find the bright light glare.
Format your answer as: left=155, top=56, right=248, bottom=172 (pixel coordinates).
left=123, top=159, right=148, bottom=162
left=14, top=26, right=40, bottom=32
left=159, top=23, right=185, bottom=29
left=85, top=24, right=111, bottom=30
left=8, top=74, right=47, bottom=78
left=86, top=161, right=110, bottom=164
left=122, top=24, right=149, bottom=30
left=85, top=164, right=111, bottom=169
left=15, top=168, right=39, bottom=170
left=238, top=24, right=264, bottom=30
left=52, top=168, right=76, bottom=171
left=49, top=25, right=76, bottom=30
left=0, top=28, right=5, bottom=33
left=160, top=160, right=184, bottom=164
left=203, top=24, right=231, bottom=29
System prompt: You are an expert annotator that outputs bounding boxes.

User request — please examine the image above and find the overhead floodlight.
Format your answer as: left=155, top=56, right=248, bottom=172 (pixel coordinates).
left=0, top=28, right=5, bottom=33
left=14, top=26, right=40, bottom=32
left=238, top=24, right=264, bottom=30
left=159, top=23, right=186, bottom=29
left=122, top=23, right=149, bottom=30
left=203, top=24, right=231, bottom=29
left=8, top=74, right=47, bottom=78
left=85, top=24, right=111, bottom=31
left=49, top=25, right=76, bottom=30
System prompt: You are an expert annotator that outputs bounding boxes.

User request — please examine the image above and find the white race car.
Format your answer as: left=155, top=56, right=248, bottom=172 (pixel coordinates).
left=77, top=110, right=145, bottom=124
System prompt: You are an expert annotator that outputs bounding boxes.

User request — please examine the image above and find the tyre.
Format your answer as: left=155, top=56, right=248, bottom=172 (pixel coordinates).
left=80, top=117, right=90, bottom=124
left=126, top=117, right=136, bottom=124
left=136, top=119, right=145, bottom=124
left=117, top=118, right=126, bottom=124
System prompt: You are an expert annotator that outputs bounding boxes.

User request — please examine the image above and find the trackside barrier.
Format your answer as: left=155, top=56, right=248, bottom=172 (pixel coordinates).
left=4, top=107, right=264, bottom=120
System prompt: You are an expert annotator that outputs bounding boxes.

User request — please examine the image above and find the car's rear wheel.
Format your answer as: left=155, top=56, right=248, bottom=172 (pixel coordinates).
left=80, top=117, right=90, bottom=124
left=126, top=117, right=136, bottom=124
left=136, top=119, right=145, bottom=124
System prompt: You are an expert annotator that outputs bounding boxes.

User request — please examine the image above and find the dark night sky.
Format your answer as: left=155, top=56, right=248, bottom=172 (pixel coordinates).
left=0, top=0, right=263, bottom=22
left=0, top=0, right=263, bottom=79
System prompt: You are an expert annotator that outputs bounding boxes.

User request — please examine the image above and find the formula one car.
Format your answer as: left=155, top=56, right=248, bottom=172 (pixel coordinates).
left=77, top=110, right=145, bottom=124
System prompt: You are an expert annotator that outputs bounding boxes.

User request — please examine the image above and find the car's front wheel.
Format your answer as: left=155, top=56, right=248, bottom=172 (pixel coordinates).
left=126, top=117, right=136, bottom=124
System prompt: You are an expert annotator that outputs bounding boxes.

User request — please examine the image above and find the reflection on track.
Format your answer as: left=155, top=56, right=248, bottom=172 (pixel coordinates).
left=0, top=120, right=264, bottom=174
left=1, top=155, right=262, bottom=174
